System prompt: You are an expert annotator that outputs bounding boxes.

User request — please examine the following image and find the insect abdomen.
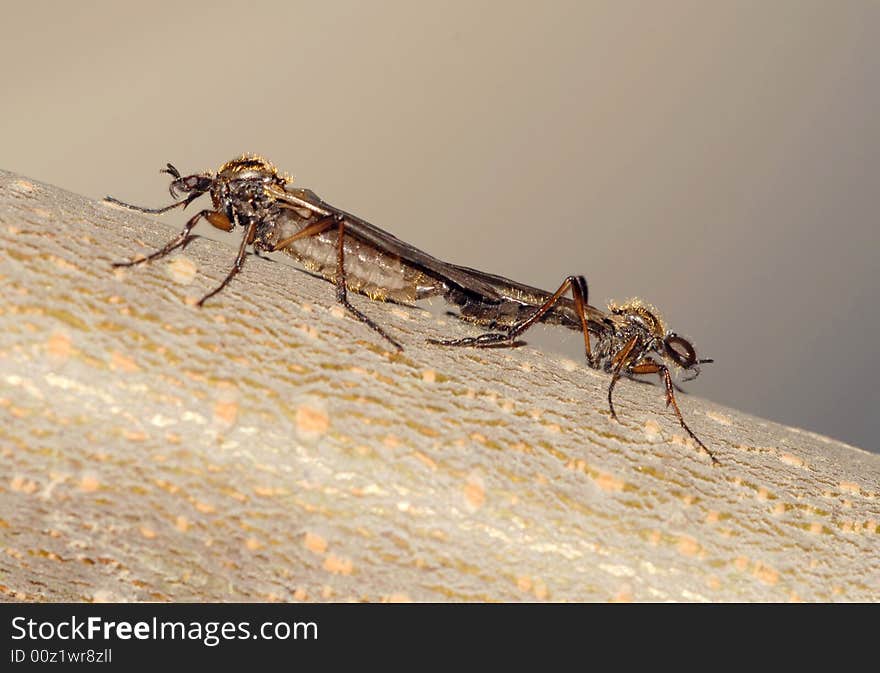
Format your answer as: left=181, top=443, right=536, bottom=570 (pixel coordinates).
left=275, top=211, right=443, bottom=302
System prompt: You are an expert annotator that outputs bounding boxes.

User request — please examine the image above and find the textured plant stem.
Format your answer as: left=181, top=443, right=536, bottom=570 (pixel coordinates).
left=0, top=170, right=878, bottom=602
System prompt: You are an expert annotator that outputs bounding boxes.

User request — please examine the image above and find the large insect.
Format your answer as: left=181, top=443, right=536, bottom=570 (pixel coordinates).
left=107, top=154, right=716, bottom=463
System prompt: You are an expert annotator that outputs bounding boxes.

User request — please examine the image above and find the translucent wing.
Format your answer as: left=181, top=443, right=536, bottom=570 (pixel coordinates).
left=268, top=183, right=504, bottom=301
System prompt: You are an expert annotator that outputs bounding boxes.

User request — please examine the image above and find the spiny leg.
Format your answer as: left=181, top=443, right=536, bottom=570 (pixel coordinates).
left=197, top=219, right=256, bottom=306
left=270, top=213, right=403, bottom=350
left=659, top=364, right=719, bottom=465
left=332, top=217, right=403, bottom=351
left=627, top=358, right=719, bottom=465
left=104, top=191, right=200, bottom=215
left=112, top=208, right=225, bottom=268
left=606, top=334, right=640, bottom=421
left=428, top=331, right=522, bottom=348
left=429, top=275, right=594, bottom=363
left=429, top=275, right=589, bottom=349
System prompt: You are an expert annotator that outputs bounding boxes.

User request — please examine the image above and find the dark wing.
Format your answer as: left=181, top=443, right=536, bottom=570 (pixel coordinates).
left=271, top=184, right=504, bottom=300
left=442, top=263, right=552, bottom=302
left=441, top=262, right=610, bottom=326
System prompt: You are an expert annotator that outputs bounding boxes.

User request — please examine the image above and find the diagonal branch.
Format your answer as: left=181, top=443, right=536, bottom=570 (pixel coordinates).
left=0, top=170, right=877, bottom=602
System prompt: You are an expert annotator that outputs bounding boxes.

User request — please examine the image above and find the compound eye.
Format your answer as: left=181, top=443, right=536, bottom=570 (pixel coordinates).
left=170, top=174, right=212, bottom=198
left=665, top=334, right=696, bottom=368
left=185, top=175, right=211, bottom=190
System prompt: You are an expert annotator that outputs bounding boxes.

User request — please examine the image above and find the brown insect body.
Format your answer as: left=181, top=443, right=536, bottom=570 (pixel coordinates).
left=107, top=154, right=717, bottom=464
left=272, top=194, right=445, bottom=303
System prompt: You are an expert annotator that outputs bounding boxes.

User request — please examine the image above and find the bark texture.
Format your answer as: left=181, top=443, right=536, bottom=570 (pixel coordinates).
left=0, top=170, right=878, bottom=602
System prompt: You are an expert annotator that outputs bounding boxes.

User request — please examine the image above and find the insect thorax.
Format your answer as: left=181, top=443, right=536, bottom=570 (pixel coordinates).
left=217, top=154, right=281, bottom=181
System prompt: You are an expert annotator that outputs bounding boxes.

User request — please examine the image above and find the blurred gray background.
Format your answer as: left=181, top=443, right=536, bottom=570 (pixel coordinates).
left=2, top=1, right=877, bottom=451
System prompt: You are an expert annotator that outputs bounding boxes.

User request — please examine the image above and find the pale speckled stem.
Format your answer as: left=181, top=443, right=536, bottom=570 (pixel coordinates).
left=0, top=170, right=878, bottom=602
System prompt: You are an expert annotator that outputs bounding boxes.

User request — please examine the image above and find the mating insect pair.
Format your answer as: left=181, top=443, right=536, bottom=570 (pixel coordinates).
left=107, top=155, right=717, bottom=464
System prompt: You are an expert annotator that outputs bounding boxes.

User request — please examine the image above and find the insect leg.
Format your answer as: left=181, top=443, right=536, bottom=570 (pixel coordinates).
left=104, top=191, right=201, bottom=215
left=269, top=214, right=338, bottom=251
left=112, top=208, right=221, bottom=268
left=606, top=334, right=639, bottom=421
left=270, top=212, right=402, bottom=350
left=429, top=275, right=594, bottom=364
left=628, top=358, right=719, bottom=465
left=332, top=217, right=403, bottom=351
left=197, top=220, right=257, bottom=306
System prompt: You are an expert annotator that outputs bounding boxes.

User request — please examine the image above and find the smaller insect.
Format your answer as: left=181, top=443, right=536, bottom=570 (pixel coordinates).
left=428, top=273, right=718, bottom=464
